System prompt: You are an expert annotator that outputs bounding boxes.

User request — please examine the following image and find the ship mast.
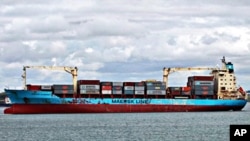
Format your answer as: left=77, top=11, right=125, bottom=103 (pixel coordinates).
left=22, top=66, right=78, bottom=97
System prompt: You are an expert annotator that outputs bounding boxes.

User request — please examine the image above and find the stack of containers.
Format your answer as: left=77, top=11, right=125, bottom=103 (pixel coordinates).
left=123, top=82, right=135, bottom=95
left=53, top=84, right=74, bottom=95
left=134, top=82, right=145, bottom=95
left=78, top=80, right=100, bottom=94
left=112, top=82, right=123, bottom=95
left=146, top=81, right=166, bottom=95
left=188, top=76, right=214, bottom=96
left=101, top=82, right=112, bottom=95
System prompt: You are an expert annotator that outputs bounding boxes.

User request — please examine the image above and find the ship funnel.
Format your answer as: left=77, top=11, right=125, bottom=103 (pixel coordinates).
left=226, top=62, right=234, bottom=73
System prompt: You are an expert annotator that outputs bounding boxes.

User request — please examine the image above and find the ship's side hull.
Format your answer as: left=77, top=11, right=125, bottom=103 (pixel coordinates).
left=4, top=89, right=62, bottom=104
left=4, top=89, right=248, bottom=114
left=4, top=99, right=247, bottom=114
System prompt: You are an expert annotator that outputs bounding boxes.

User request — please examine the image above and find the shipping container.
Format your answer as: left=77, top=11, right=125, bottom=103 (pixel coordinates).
left=135, top=90, right=145, bottom=95
left=124, top=86, right=134, bottom=90
left=192, top=90, right=214, bottom=95
left=80, top=90, right=100, bottom=94
left=101, top=82, right=112, bottom=86
left=170, top=91, right=181, bottom=95
left=26, top=85, right=41, bottom=91
left=146, top=81, right=165, bottom=86
left=193, top=85, right=214, bottom=91
left=123, top=82, right=135, bottom=86
left=112, top=82, right=123, bottom=86
left=112, top=86, right=122, bottom=90
left=53, top=89, right=74, bottom=94
left=134, top=82, right=145, bottom=86
left=112, top=90, right=123, bottom=95
left=190, top=76, right=214, bottom=81
left=181, top=91, right=191, bottom=95
left=101, top=90, right=112, bottom=95
left=182, top=87, right=191, bottom=92
left=53, top=85, right=73, bottom=90
left=169, top=87, right=181, bottom=91
left=77, top=80, right=100, bottom=85
left=79, top=85, right=100, bottom=90
left=147, top=90, right=166, bottom=95
left=147, top=86, right=165, bottom=90
left=193, top=81, right=214, bottom=85
left=134, top=86, right=145, bottom=91
left=101, top=86, right=112, bottom=90
left=41, top=85, right=52, bottom=90
left=124, top=90, right=134, bottom=95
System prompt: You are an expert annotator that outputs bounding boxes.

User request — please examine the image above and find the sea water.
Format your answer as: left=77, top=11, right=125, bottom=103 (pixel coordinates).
left=0, top=103, right=249, bottom=141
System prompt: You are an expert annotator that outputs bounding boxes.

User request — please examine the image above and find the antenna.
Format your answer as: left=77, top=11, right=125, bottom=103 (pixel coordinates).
left=221, top=56, right=226, bottom=64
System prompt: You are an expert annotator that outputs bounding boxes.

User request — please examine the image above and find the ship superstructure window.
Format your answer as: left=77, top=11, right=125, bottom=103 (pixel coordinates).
left=221, top=87, right=226, bottom=90
left=219, top=74, right=224, bottom=76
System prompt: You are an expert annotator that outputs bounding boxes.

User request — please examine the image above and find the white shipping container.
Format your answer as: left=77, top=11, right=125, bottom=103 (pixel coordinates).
left=41, top=85, right=52, bottom=90
left=134, top=86, right=145, bottom=91
left=102, top=90, right=112, bottom=95
left=80, top=89, right=100, bottom=94
left=135, top=90, right=145, bottom=95
left=146, top=90, right=166, bottom=95
left=112, top=82, right=123, bottom=86
left=124, top=86, right=134, bottom=90
left=79, top=85, right=100, bottom=90
left=194, top=81, right=214, bottom=85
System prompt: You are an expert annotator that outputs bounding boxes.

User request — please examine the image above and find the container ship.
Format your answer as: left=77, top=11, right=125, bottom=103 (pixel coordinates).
left=4, top=57, right=248, bottom=114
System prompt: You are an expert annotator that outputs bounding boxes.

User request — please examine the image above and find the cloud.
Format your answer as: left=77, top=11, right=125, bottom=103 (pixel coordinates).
left=1, top=0, right=250, bottom=91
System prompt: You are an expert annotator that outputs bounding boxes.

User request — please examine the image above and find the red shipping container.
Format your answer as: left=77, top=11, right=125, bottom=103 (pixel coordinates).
left=170, top=91, right=181, bottom=95
left=182, top=87, right=191, bottom=92
left=62, top=85, right=69, bottom=89
left=62, top=90, right=68, bottom=94
left=102, top=86, right=112, bottom=90
left=101, top=82, right=112, bottom=86
left=182, top=91, right=191, bottom=95
left=27, top=85, right=41, bottom=91
left=77, top=80, right=100, bottom=85
left=123, top=82, right=135, bottom=86
left=135, top=82, right=145, bottom=86
left=192, top=76, right=214, bottom=81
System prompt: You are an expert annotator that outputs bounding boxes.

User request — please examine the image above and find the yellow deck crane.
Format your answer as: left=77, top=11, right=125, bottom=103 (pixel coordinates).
left=22, top=66, right=78, bottom=97
left=162, top=67, right=218, bottom=88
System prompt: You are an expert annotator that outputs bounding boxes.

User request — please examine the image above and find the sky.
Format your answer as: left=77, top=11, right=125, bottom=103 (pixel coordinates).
left=0, top=0, right=250, bottom=92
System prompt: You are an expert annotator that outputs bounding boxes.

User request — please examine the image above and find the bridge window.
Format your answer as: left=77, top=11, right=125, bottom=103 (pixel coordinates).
left=221, top=87, right=226, bottom=90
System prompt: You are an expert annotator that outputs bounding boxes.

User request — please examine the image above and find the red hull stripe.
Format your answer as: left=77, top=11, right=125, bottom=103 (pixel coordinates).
left=4, top=104, right=245, bottom=114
